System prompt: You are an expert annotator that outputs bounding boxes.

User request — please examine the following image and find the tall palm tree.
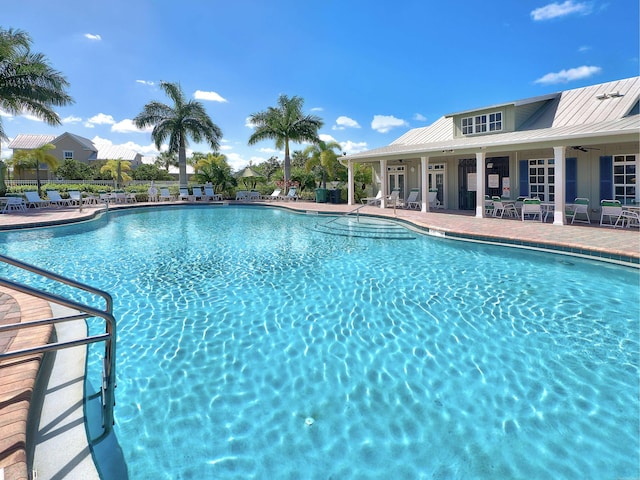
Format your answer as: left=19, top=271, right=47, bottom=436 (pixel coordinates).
left=134, top=82, right=223, bottom=188
left=0, top=28, right=73, bottom=155
left=11, top=143, right=58, bottom=196
left=303, top=140, right=344, bottom=189
left=100, top=159, right=132, bottom=188
left=247, top=95, right=323, bottom=192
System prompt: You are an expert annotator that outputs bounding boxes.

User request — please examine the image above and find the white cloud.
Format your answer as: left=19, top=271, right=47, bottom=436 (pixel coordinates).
left=319, top=134, right=337, bottom=143
left=332, top=116, right=360, bottom=130
left=245, top=117, right=255, bottom=128
left=259, top=147, right=280, bottom=154
left=531, top=1, right=590, bottom=21
left=62, top=115, right=82, bottom=124
left=111, top=119, right=151, bottom=133
left=23, top=114, right=43, bottom=123
left=310, top=107, right=324, bottom=112
left=224, top=152, right=252, bottom=171
left=85, top=33, right=102, bottom=41
left=86, top=113, right=115, bottom=126
left=194, top=90, right=228, bottom=102
left=413, top=113, right=427, bottom=121
left=136, top=80, right=155, bottom=86
left=578, top=45, right=590, bottom=52
left=371, top=115, right=408, bottom=133
left=220, top=144, right=232, bottom=151
left=341, top=140, right=368, bottom=154
left=534, top=65, right=601, bottom=84
left=0, top=109, right=13, bottom=118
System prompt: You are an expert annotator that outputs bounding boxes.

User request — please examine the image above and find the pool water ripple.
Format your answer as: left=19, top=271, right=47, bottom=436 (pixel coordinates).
left=0, top=206, right=637, bottom=479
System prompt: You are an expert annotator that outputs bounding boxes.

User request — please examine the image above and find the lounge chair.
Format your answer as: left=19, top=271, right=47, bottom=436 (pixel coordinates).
left=159, top=188, right=174, bottom=201
left=248, top=191, right=261, bottom=201
left=47, top=190, right=72, bottom=207
left=2, top=196, right=26, bottom=213
left=386, top=189, right=401, bottom=208
left=599, top=199, right=622, bottom=226
left=521, top=198, right=542, bottom=221
left=24, top=191, right=51, bottom=208
left=262, top=189, right=282, bottom=200
left=69, top=191, right=98, bottom=205
left=235, top=190, right=249, bottom=201
left=565, top=198, right=590, bottom=224
left=179, top=188, right=193, bottom=201
left=282, top=187, right=298, bottom=201
left=429, top=190, right=441, bottom=209
left=492, top=196, right=518, bottom=218
left=204, top=186, right=223, bottom=201
left=361, top=191, right=383, bottom=206
left=405, top=189, right=420, bottom=210
left=191, top=186, right=206, bottom=201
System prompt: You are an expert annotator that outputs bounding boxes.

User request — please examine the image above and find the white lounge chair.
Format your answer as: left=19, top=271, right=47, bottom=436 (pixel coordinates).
left=179, top=188, right=193, bottom=201
left=565, top=198, right=590, bottom=224
left=46, top=190, right=72, bottom=207
left=429, top=190, right=441, bottom=209
left=204, top=186, right=223, bottom=201
left=24, top=191, right=51, bottom=208
left=235, top=190, right=249, bottom=201
left=361, top=191, right=383, bottom=206
left=405, top=189, right=420, bottom=210
left=159, top=188, right=174, bottom=201
left=262, top=189, right=282, bottom=200
left=521, top=198, right=542, bottom=221
left=2, top=196, right=26, bottom=213
left=386, top=189, right=401, bottom=208
left=600, top=199, right=622, bottom=226
left=248, top=191, right=261, bottom=201
left=282, top=187, right=298, bottom=201
left=191, top=186, right=206, bottom=201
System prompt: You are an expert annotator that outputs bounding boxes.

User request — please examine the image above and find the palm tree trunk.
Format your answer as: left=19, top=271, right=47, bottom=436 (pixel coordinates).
left=36, top=164, right=42, bottom=197
left=283, top=141, right=291, bottom=193
left=179, top=136, right=187, bottom=188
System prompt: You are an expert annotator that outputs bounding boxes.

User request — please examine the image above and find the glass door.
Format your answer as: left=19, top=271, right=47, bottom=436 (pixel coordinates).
left=528, top=159, right=555, bottom=202
left=387, top=166, right=405, bottom=199
left=428, top=163, right=446, bottom=208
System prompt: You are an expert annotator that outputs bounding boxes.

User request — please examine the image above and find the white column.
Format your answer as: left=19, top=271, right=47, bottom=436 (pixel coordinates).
left=420, top=156, right=429, bottom=213
left=380, top=159, right=388, bottom=208
left=347, top=160, right=354, bottom=206
left=553, top=146, right=566, bottom=225
left=475, top=151, right=486, bottom=218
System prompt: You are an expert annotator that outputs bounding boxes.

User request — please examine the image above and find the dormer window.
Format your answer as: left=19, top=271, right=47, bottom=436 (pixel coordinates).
left=462, top=111, right=503, bottom=135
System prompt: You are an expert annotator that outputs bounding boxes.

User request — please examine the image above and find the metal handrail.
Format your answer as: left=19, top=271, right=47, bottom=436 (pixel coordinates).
left=326, top=204, right=367, bottom=225
left=0, top=253, right=116, bottom=440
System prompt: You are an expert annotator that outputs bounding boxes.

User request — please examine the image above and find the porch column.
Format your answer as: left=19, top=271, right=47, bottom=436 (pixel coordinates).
left=347, top=160, right=354, bottom=206
left=553, top=146, right=566, bottom=225
left=380, top=159, right=388, bottom=208
left=420, top=156, right=429, bottom=213
left=475, top=151, right=486, bottom=218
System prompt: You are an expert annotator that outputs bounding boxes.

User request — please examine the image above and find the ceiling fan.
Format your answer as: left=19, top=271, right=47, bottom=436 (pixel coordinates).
left=570, top=146, right=601, bottom=153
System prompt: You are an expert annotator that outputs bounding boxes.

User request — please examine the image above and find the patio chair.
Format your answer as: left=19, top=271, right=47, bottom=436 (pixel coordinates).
left=429, top=190, right=441, bottom=209
left=361, top=190, right=382, bottom=206
left=191, top=186, right=206, bottom=201
left=179, top=188, right=193, bottom=201
left=69, top=191, right=98, bottom=205
left=248, top=191, right=261, bottom=201
left=262, top=189, right=282, bottom=201
left=599, top=199, right=622, bottom=226
left=159, top=188, right=174, bottom=201
left=521, top=198, right=542, bottom=221
left=492, top=196, right=517, bottom=218
left=2, top=196, right=27, bottom=213
left=24, top=191, right=51, bottom=208
left=385, top=189, right=401, bottom=208
left=484, top=195, right=495, bottom=216
left=614, top=209, right=640, bottom=228
left=235, top=190, right=249, bottom=201
left=405, top=188, right=420, bottom=210
left=204, top=185, right=223, bottom=201
left=46, top=190, right=72, bottom=207
left=565, top=198, right=591, bottom=224
left=282, top=187, right=298, bottom=201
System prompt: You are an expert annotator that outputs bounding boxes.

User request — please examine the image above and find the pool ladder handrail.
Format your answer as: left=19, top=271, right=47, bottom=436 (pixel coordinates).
left=325, top=204, right=367, bottom=225
left=0, top=253, right=117, bottom=442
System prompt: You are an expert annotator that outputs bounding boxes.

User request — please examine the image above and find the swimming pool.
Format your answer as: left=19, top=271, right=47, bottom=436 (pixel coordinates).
left=1, top=206, right=638, bottom=479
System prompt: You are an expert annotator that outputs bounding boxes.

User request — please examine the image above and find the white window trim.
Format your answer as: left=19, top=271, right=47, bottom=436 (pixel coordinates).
left=461, top=111, right=503, bottom=135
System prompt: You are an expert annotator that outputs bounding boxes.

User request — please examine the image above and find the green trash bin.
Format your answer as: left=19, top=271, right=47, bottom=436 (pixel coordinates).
left=315, top=188, right=328, bottom=203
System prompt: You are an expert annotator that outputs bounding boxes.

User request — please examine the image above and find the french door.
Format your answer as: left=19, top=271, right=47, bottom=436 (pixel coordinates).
left=387, top=166, right=405, bottom=199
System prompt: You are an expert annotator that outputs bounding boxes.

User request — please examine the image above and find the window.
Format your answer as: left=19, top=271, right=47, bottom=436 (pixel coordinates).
left=528, top=158, right=555, bottom=202
left=461, top=111, right=502, bottom=135
left=63, top=151, right=73, bottom=160
left=613, top=154, right=637, bottom=204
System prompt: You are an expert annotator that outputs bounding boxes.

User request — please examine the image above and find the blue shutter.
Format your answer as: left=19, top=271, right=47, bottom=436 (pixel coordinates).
left=565, top=157, right=577, bottom=202
left=599, top=156, right=613, bottom=201
left=519, top=159, right=529, bottom=196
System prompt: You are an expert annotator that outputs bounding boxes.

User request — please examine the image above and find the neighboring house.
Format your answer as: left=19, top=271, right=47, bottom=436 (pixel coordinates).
left=7, top=132, right=143, bottom=179
left=344, top=76, right=639, bottom=225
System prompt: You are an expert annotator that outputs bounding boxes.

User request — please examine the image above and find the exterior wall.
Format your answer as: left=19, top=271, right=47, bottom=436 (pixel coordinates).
left=52, top=137, right=96, bottom=163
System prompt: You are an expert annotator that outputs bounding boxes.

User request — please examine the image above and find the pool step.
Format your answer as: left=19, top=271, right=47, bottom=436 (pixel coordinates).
left=314, top=217, right=416, bottom=240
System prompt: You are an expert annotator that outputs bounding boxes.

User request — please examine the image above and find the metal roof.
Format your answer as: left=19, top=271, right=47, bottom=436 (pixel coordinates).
left=97, top=145, right=140, bottom=161
left=348, top=77, right=640, bottom=162
left=7, top=134, right=56, bottom=149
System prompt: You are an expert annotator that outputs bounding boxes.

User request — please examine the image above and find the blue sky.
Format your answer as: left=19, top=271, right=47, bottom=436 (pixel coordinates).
left=2, top=0, right=638, bottom=170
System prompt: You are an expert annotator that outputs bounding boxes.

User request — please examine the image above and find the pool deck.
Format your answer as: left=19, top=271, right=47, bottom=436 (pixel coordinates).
left=0, top=199, right=638, bottom=479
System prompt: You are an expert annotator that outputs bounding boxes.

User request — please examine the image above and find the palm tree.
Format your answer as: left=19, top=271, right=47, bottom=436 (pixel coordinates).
left=11, top=143, right=58, bottom=196
left=134, top=82, right=223, bottom=188
left=303, top=140, right=344, bottom=189
left=192, top=153, right=235, bottom=193
left=247, top=94, right=323, bottom=192
left=0, top=28, right=73, bottom=156
left=100, top=159, right=132, bottom=188
left=155, top=151, right=178, bottom=172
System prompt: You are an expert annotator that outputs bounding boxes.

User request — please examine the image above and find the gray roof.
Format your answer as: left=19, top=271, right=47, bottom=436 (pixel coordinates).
left=7, top=134, right=56, bottom=149
left=52, top=132, right=97, bottom=151
left=349, top=77, right=640, bottom=161
left=97, top=144, right=140, bottom=161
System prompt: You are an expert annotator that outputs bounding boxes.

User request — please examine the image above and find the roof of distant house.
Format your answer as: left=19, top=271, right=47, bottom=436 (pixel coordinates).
left=8, top=134, right=56, bottom=150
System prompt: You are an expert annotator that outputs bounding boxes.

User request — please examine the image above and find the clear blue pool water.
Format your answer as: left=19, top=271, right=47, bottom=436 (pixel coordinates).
left=0, top=206, right=638, bottom=479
